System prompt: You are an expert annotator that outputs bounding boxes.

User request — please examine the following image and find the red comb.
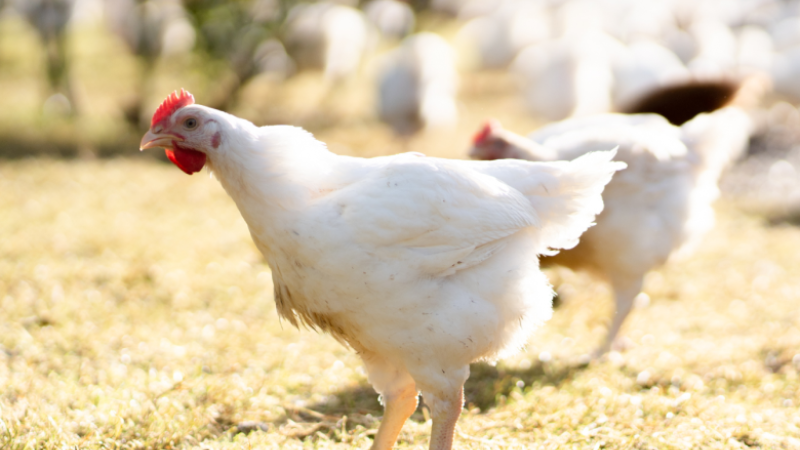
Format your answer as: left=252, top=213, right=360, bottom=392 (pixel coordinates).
left=472, top=120, right=496, bottom=144
left=151, top=89, right=195, bottom=128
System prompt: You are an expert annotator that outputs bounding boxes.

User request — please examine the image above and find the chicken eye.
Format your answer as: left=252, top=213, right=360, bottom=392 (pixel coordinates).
left=183, top=117, right=198, bottom=130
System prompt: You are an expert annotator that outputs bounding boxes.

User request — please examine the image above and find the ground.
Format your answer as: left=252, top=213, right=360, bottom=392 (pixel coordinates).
left=1, top=157, right=800, bottom=449
left=1, top=9, right=800, bottom=450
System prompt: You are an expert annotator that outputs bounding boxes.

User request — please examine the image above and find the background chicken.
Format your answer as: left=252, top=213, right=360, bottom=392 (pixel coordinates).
left=364, top=0, right=415, bottom=41
left=139, top=90, right=623, bottom=449
left=283, top=2, right=371, bottom=83
left=14, top=0, right=77, bottom=114
left=470, top=108, right=752, bottom=355
left=376, top=32, right=459, bottom=136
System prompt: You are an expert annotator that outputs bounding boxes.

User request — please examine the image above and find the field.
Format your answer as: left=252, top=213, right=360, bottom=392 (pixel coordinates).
left=2, top=152, right=800, bottom=450
left=2, top=10, right=800, bottom=450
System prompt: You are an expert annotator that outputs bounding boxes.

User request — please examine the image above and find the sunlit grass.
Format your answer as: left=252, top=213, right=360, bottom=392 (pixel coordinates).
left=1, top=154, right=800, bottom=449
left=1, top=8, right=800, bottom=450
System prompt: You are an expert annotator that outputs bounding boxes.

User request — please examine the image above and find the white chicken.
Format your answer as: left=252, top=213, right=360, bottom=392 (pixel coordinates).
left=14, top=0, right=76, bottom=111
left=140, top=89, right=624, bottom=449
left=511, top=30, right=625, bottom=122
left=455, top=0, right=551, bottom=70
left=283, top=2, right=371, bottom=82
left=363, top=0, right=415, bottom=41
left=377, top=32, right=459, bottom=136
left=470, top=108, right=751, bottom=355
left=611, top=40, right=690, bottom=113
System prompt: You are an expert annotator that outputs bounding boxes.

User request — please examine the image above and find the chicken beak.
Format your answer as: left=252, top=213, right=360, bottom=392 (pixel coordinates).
left=140, top=130, right=184, bottom=151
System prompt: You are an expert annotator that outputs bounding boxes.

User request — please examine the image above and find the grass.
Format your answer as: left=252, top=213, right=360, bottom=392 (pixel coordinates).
left=1, top=158, right=800, bottom=449
left=1, top=9, right=800, bottom=450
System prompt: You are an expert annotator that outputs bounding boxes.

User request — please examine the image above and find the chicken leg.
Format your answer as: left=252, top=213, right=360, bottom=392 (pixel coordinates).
left=364, top=354, right=419, bottom=450
left=596, top=274, right=644, bottom=356
left=370, top=382, right=419, bottom=450
left=427, top=387, right=464, bottom=450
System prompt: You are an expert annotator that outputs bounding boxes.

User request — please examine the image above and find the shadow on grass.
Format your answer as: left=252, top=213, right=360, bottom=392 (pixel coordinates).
left=735, top=201, right=800, bottom=228
left=304, top=359, right=588, bottom=420
left=246, top=360, right=589, bottom=441
left=464, top=360, right=587, bottom=411
left=764, top=208, right=800, bottom=227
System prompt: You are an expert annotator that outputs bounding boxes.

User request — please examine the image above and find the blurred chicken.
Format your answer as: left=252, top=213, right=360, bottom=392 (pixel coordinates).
left=377, top=32, right=459, bottom=136
left=14, top=0, right=76, bottom=111
left=470, top=108, right=752, bottom=355
left=682, top=20, right=739, bottom=75
left=611, top=40, right=690, bottom=113
left=512, top=30, right=625, bottom=122
left=455, top=0, right=551, bottom=69
left=429, top=0, right=472, bottom=16
left=105, top=0, right=195, bottom=127
left=105, top=0, right=194, bottom=60
left=140, top=89, right=623, bottom=449
left=283, top=2, right=371, bottom=82
left=770, top=16, right=800, bottom=102
left=364, top=0, right=415, bottom=40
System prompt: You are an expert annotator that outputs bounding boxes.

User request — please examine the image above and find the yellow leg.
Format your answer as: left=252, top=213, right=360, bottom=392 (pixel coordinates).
left=370, top=382, right=418, bottom=450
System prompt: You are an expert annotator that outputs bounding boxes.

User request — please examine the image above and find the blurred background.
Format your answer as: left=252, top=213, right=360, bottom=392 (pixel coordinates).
left=0, top=0, right=479, bottom=160
left=3, top=0, right=800, bottom=213
left=4, top=1, right=800, bottom=447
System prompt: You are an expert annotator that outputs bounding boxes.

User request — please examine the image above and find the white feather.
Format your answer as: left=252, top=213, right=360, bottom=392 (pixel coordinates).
left=470, top=109, right=750, bottom=354
left=200, top=111, right=622, bottom=398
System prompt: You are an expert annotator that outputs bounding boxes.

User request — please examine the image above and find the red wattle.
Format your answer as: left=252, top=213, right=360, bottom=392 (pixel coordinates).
left=165, top=146, right=206, bottom=175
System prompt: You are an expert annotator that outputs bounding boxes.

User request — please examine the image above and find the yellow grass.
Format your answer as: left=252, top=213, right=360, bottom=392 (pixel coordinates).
left=1, top=11, right=800, bottom=450
left=1, top=154, right=800, bottom=449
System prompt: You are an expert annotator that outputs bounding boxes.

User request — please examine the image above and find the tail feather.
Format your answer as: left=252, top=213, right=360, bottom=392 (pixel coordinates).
left=524, top=149, right=626, bottom=253
left=473, top=149, right=626, bottom=254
